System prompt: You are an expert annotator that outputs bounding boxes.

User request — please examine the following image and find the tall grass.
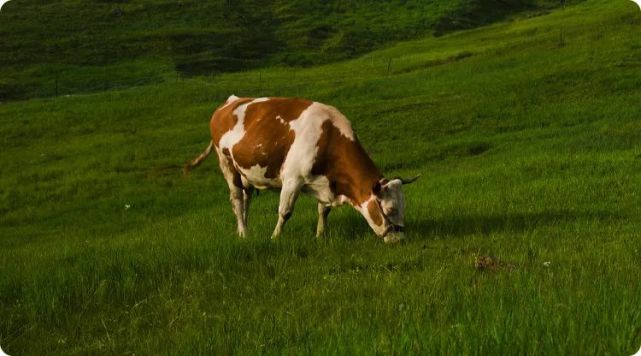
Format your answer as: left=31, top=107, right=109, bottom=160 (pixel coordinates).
left=1, top=0, right=641, bottom=353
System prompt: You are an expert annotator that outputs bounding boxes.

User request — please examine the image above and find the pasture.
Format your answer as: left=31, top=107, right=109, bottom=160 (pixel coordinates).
left=1, top=0, right=641, bottom=354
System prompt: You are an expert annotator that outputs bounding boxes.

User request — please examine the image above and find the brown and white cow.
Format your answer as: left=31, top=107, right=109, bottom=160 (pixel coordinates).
left=184, top=96, right=418, bottom=243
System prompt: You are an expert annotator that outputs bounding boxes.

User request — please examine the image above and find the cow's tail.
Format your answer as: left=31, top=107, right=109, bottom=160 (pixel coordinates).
left=183, top=140, right=214, bottom=176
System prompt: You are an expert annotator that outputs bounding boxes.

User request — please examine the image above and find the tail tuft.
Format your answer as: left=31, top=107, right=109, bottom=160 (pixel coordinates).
left=182, top=163, right=192, bottom=176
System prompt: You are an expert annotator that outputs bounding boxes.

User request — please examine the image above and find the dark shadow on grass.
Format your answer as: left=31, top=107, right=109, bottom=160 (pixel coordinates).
left=408, top=210, right=624, bottom=239
left=322, top=209, right=624, bottom=240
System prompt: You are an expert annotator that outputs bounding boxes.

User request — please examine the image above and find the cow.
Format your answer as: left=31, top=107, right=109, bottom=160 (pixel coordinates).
left=184, top=96, right=419, bottom=243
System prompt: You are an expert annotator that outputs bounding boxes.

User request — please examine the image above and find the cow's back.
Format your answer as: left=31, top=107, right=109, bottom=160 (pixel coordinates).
left=212, top=97, right=330, bottom=188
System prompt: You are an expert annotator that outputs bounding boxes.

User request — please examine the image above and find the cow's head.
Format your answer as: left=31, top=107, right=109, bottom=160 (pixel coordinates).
left=361, top=175, right=420, bottom=243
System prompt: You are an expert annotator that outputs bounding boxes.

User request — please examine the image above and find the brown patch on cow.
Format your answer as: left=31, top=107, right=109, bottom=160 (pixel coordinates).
left=253, top=97, right=314, bottom=122
left=210, top=97, right=253, bottom=146
left=367, top=199, right=384, bottom=226
left=231, top=98, right=313, bottom=178
left=312, top=120, right=382, bottom=204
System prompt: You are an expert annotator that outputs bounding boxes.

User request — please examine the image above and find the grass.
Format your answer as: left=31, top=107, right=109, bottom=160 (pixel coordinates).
left=0, top=0, right=567, bottom=101
left=1, top=0, right=641, bottom=353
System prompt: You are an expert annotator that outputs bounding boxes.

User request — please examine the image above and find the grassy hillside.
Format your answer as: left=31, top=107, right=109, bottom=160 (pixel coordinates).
left=0, top=0, right=569, bottom=101
left=1, top=0, right=641, bottom=354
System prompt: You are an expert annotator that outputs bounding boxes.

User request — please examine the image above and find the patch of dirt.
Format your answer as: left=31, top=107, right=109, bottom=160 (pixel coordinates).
left=473, top=255, right=516, bottom=272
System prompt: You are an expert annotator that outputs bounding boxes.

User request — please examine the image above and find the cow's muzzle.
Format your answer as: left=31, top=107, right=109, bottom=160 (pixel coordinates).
left=384, top=223, right=404, bottom=234
left=383, top=224, right=405, bottom=244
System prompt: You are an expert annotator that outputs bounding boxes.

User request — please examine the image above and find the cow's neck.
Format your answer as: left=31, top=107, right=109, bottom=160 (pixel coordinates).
left=334, top=139, right=382, bottom=206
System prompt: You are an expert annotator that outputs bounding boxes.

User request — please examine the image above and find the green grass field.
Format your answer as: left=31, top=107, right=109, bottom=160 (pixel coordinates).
left=0, top=0, right=566, bottom=101
left=1, top=0, right=641, bottom=354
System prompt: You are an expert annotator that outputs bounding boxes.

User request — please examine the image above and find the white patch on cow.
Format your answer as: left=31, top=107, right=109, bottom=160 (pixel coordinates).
left=305, top=175, right=335, bottom=204
left=238, top=164, right=281, bottom=189
left=359, top=196, right=388, bottom=236
left=276, top=115, right=286, bottom=124
left=322, top=104, right=355, bottom=141
left=219, top=94, right=240, bottom=110
left=218, top=107, right=247, bottom=150
left=337, top=195, right=351, bottom=205
left=253, top=97, right=270, bottom=104
left=284, top=102, right=327, bottom=178
left=215, top=148, right=235, bottom=178
left=219, top=97, right=272, bottom=151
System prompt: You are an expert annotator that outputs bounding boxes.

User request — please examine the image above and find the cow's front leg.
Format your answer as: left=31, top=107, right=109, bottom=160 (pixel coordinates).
left=316, top=202, right=331, bottom=237
left=271, top=179, right=303, bottom=239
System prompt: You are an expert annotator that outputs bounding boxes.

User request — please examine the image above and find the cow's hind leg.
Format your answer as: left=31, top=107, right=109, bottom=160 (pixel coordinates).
left=271, top=178, right=303, bottom=239
left=230, top=187, right=246, bottom=237
left=316, top=202, right=331, bottom=237
left=242, top=186, right=254, bottom=227
left=217, top=151, right=246, bottom=237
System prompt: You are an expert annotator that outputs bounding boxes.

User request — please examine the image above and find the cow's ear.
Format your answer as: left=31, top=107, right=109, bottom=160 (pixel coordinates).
left=372, top=181, right=383, bottom=197
left=373, top=179, right=389, bottom=197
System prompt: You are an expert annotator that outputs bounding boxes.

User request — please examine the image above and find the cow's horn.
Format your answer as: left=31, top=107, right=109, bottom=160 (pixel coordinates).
left=399, top=174, right=421, bottom=185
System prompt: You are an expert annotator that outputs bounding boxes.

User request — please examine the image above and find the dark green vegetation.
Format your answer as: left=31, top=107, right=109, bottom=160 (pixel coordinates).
left=1, top=0, right=569, bottom=101
left=2, top=0, right=641, bottom=354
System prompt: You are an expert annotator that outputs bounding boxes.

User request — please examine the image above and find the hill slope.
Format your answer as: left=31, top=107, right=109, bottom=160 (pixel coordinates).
left=1, top=0, right=641, bottom=354
left=1, top=0, right=570, bottom=100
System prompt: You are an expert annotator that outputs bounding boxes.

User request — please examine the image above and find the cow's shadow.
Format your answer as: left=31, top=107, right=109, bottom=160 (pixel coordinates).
left=410, top=210, right=623, bottom=239
left=327, top=209, right=623, bottom=240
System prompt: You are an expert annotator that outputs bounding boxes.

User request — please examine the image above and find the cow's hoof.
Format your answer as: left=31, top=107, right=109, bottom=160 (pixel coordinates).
left=384, top=233, right=404, bottom=244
